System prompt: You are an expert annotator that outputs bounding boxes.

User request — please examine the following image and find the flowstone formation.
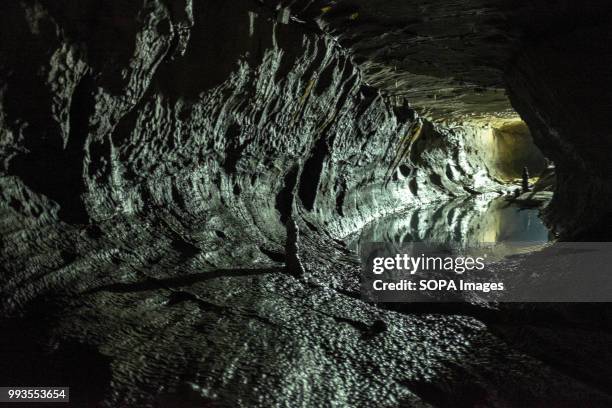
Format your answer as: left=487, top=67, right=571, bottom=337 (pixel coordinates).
left=1, top=0, right=611, bottom=407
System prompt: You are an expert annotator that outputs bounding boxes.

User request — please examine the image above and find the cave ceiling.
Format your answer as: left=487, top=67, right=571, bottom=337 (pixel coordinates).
left=267, top=0, right=610, bottom=124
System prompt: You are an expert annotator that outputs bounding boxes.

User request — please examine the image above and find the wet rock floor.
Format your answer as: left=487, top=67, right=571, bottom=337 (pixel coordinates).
left=1, top=196, right=611, bottom=407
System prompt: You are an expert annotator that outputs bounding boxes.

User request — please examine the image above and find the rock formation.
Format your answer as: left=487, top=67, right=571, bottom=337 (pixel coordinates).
left=1, top=0, right=611, bottom=406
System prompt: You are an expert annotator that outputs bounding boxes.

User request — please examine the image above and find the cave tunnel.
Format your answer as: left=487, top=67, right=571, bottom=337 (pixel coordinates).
left=1, top=0, right=611, bottom=406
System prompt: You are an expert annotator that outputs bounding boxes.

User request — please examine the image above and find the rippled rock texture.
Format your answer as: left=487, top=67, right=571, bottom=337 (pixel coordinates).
left=0, top=0, right=503, bottom=283
left=1, top=0, right=611, bottom=407
left=287, top=0, right=612, bottom=238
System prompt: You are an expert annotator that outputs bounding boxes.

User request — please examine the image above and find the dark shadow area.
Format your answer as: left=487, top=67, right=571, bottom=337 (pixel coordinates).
left=155, top=0, right=275, bottom=99
left=0, top=298, right=112, bottom=407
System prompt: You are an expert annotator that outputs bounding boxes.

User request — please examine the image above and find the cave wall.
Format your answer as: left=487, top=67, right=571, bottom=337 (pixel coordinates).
left=0, top=0, right=504, bottom=287
left=0, top=5, right=512, bottom=400
left=505, top=11, right=612, bottom=239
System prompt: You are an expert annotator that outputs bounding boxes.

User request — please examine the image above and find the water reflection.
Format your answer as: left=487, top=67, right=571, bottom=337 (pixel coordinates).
left=352, top=195, right=552, bottom=249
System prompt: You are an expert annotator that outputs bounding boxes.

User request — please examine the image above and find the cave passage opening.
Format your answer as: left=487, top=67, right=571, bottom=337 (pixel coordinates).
left=486, top=120, right=550, bottom=184
left=360, top=112, right=555, bottom=250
